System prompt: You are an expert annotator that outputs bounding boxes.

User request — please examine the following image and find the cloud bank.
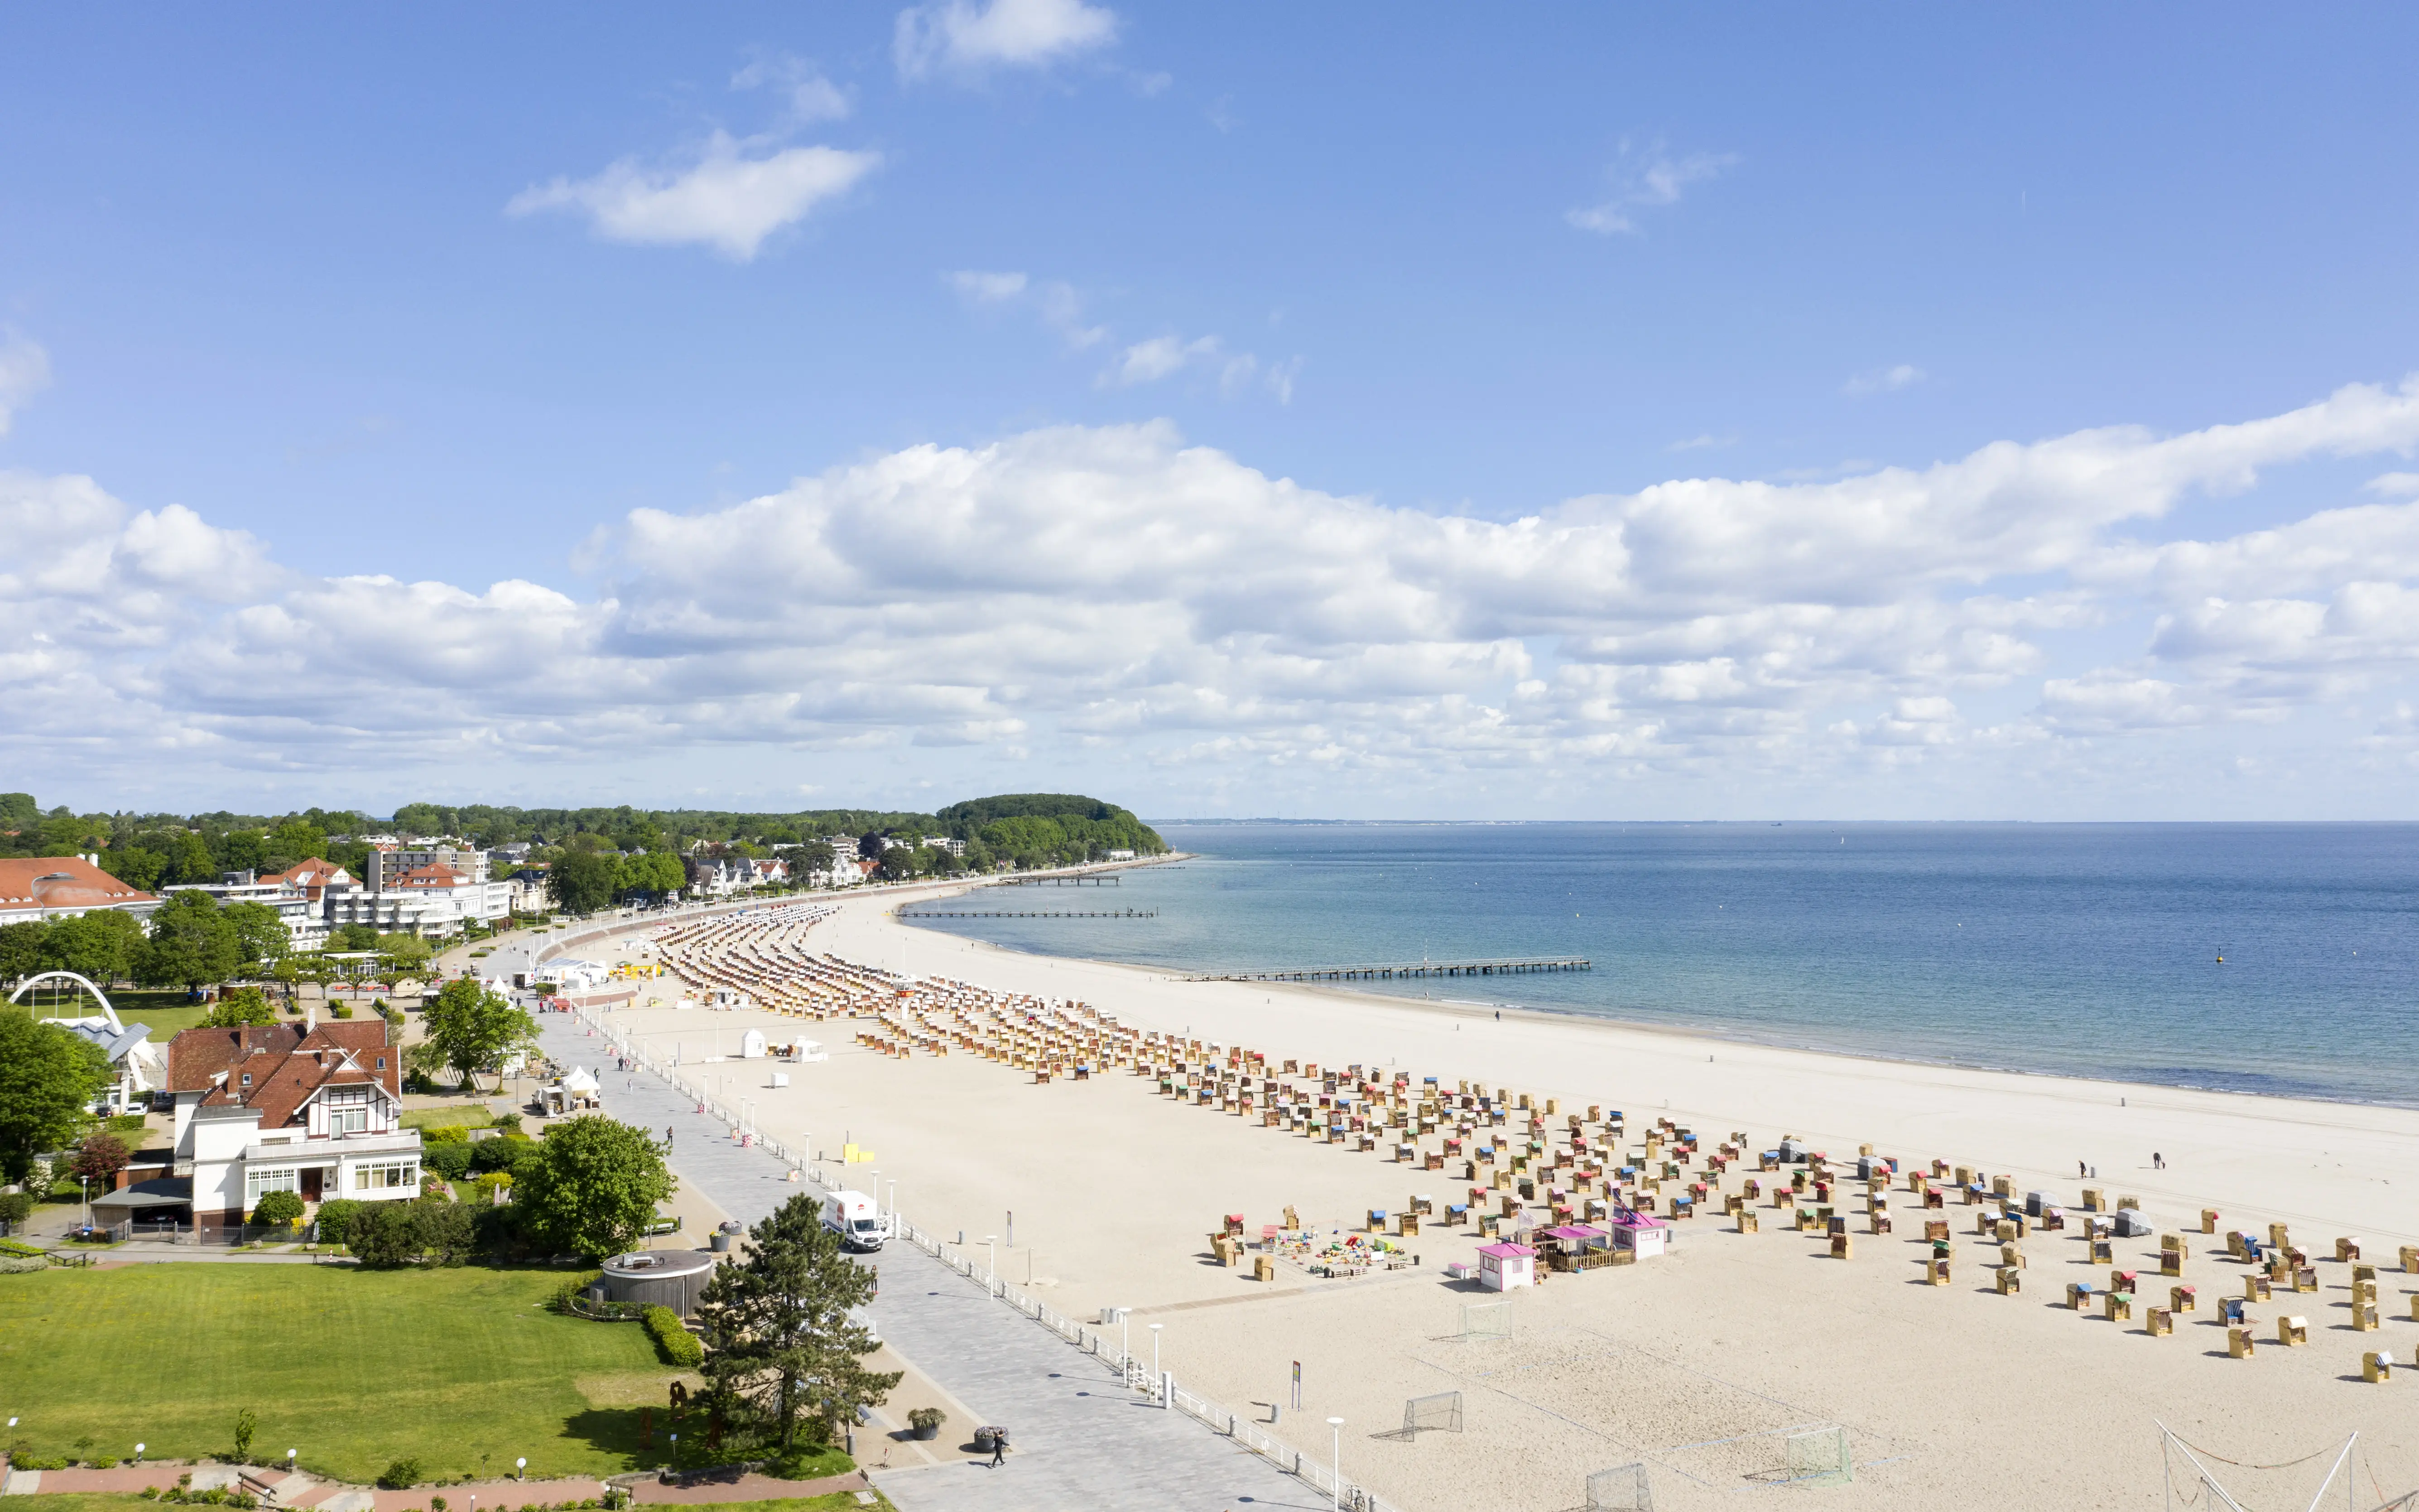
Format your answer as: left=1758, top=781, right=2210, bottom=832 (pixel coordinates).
left=9, top=381, right=2419, bottom=810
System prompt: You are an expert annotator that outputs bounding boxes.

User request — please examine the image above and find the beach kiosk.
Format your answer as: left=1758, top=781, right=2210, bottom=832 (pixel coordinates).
left=1607, top=1205, right=1671, bottom=1259
left=1477, top=1241, right=1538, bottom=1291
left=740, top=1028, right=768, bottom=1059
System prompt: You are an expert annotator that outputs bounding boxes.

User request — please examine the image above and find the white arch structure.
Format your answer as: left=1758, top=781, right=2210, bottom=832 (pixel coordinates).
left=8, top=970, right=124, bottom=1032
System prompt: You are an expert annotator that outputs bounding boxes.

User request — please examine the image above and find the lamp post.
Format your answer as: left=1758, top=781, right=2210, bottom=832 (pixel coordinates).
left=286, top=1450, right=297, bottom=1476
left=984, top=1235, right=997, bottom=1283
left=1327, top=1418, right=1345, bottom=1510
left=135, top=1444, right=144, bottom=1464
left=515, top=1458, right=525, bottom=1482
left=1149, top=1322, right=1164, bottom=1381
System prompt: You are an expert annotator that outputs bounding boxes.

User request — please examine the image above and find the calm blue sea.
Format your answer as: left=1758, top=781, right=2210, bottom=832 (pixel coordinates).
left=902, top=823, right=2419, bottom=1106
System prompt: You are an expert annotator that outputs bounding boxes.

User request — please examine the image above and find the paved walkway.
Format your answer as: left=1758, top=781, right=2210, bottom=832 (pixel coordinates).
left=532, top=1013, right=1321, bottom=1512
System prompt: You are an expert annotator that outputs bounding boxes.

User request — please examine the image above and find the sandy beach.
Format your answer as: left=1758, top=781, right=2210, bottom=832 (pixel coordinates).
left=567, top=874, right=2419, bottom=1509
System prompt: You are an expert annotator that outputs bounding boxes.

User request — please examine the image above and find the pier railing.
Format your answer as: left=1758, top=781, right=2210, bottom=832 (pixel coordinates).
left=1184, top=955, right=1590, bottom=983
left=565, top=1003, right=1398, bottom=1512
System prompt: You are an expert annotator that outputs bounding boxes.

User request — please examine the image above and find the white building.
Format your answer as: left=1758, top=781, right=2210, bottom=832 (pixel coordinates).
left=166, top=1015, right=420, bottom=1229
left=329, top=846, right=511, bottom=936
left=0, top=855, right=160, bottom=926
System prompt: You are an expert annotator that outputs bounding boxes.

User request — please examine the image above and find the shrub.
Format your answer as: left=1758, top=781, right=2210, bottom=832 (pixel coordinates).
left=642, top=1305, right=702, bottom=1367
left=419, top=1123, right=470, bottom=1144
left=422, top=1142, right=473, bottom=1181
left=377, top=1459, right=421, bottom=1489
left=491, top=1112, right=524, bottom=1133
left=311, top=1197, right=363, bottom=1247
left=0, top=1191, right=33, bottom=1224
left=414, top=1192, right=476, bottom=1265
left=106, top=1113, right=149, bottom=1135
left=330, top=1003, right=353, bottom=1019
left=351, top=1201, right=419, bottom=1267
left=908, top=1406, right=944, bottom=1431
left=232, top=1407, right=255, bottom=1463
left=249, top=1190, right=304, bottom=1229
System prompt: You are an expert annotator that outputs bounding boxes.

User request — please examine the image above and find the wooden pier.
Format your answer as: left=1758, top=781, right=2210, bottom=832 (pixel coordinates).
left=902, top=907, right=1158, bottom=919
left=1183, top=956, right=1589, bottom=983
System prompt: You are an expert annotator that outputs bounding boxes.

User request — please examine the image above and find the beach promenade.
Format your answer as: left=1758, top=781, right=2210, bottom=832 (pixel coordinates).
left=528, top=1009, right=1318, bottom=1512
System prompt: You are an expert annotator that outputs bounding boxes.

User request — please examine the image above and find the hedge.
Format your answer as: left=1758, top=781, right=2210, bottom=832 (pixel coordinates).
left=643, top=1305, right=702, bottom=1367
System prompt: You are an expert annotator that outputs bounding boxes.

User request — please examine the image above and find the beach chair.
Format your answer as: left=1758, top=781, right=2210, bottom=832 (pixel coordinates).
left=2401, top=1244, right=2419, bottom=1275
left=2411, top=1295, right=2419, bottom=1323
left=1994, top=1219, right=2018, bottom=1243
left=2293, top=1266, right=2318, bottom=1293
left=1996, top=1266, right=2021, bottom=1296
left=1924, top=1189, right=1945, bottom=1210
left=2363, top=1351, right=2393, bottom=1384
left=2000, top=1243, right=2025, bottom=1270
left=1738, top=1209, right=1759, bottom=1234
left=1955, top=1165, right=1975, bottom=1188
left=2081, top=1187, right=2103, bottom=1213
left=2066, top=1282, right=2093, bottom=1310
left=2090, top=1238, right=2114, bottom=1264
left=1830, top=1234, right=1853, bottom=1260
left=2202, top=1208, right=2220, bottom=1234
left=1399, top=1214, right=1420, bottom=1237
left=2336, top=1237, right=2361, bottom=1262
left=2352, top=1299, right=2380, bottom=1331
left=1870, top=1213, right=1892, bottom=1236
left=2277, top=1315, right=2308, bottom=1346
left=2228, top=1326, right=2256, bottom=1358
left=2104, top=1291, right=2132, bottom=1323
left=2171, top=1284, right=2196, bottom=1314
left=1367, top=1209, right=1387, bottom=1233
left=2111, top=1269, right=2138, bottom=1296
left=2218, top=1296, right=2246, bottom=1325
left=1926, top=1257, right=1951, bottom=1286
left=2117, top=1194, right=2139, bottom=1212
left=1925, top=1219, right=1950, bottom=1243
left=1424, top=1152, right=1444, bottom=1171
left=2268, top=1222, right=2292, bottom=1250
left=1446, top=1204, right=1468, bottom=1226
left=1992, top=1175, right=2013, bottom=1198
left=2148, top=1306, right=2173, bottom=1335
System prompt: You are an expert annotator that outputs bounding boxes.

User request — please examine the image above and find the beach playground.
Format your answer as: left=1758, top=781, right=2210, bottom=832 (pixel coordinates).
left=554, top=877, right=2419, bottom=1511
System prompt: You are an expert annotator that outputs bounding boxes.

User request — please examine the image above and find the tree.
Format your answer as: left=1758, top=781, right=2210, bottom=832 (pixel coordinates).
left=351, top=1200, right=419, bottom=1267
left=221, top=901, right=291, bottom=972
left=0, top=792, right=38, bottom=832
left=696, top=1193, right=900, bottom=1452
left=513, top=1115, right=673, bottom=1260
left=0, top=922, right=46, bottom=987
left=265, top=818, right=328, bottom=868
left=42, top=910, right=146, bottom=985
left=218, top=830, right=269, bottom=874
left=67, top=1130, right=131, bottom=1188
left=202, top=985, right=279, bottom=1028
left=98, top=846, right=165, bottom=892
left=159, top=830, right=217, bottom=888
left=420, top=979, right=538, bottom=1088
left=0, top=1008, right=111, bottom=1181
left=548, top=849, right=618, bottom=916
left=133, top=891, right=240, bottom=992
left=377, top=933, right=434, bottom=979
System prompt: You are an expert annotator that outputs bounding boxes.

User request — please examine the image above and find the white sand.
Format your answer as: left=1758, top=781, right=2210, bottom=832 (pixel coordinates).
left=573, top=876, right=2419, bottom=1509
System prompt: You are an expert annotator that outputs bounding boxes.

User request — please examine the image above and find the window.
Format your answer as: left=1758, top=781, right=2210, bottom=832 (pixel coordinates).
left=327, top=1086, right=370, bottom=1134
left=240, top=1073, right=252, bottom=1087
left=245, top=1167, right=298, bottom=1203
left=353, top=1161, right=417, bottom=1191
left=375, top=1057, right=385, bottom=1069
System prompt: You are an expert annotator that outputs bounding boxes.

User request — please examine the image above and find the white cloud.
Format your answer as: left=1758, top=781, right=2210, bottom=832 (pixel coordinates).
left=1111, top=335, right=1220, bottom=385
left=895, top=0, right=1118, bottom=80
left=507, top=132, right=880, bottom=260
left=1567, top=141, right=1737, bottom=236
left=947, top=269, right=1108, bottom=347
left=1845, top=364, right=1927, bottom=397
left=731, top=54, right=852, bottom=124
left=10, top=379, right=2419, bottom=808
left=0, top=333, right=53, bottom=437
left=2364, top=470, right=2419, bottom=497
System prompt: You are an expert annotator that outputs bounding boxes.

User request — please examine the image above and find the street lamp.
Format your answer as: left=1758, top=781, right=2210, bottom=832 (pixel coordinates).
left=1149, top=1322, right=1164, bottom=1381
left=286, top=1450, right=297, bottom=1475
left=515, top=1458, right=526, bottom=1482
left=1327, top=1418, right=1346, bottom=1510
left=983, top=1235, right=997, bottom=1282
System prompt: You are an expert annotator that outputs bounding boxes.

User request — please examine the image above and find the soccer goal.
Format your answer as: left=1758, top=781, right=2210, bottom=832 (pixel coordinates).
left=1459, top=1300, right=1512, bottom=1341
left=1585, top=1463, right=1654, bottom=1512
left=1783, top=1426, right=1852, bottom=1487
left=1400, top=1391, right=1463, bottom=1436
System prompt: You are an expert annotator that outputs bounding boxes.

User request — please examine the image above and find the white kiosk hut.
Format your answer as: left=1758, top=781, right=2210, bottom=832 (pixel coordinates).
left=597, top=1249, right=717, bottom=1316
left=1477, top=1241, right=1537, bottom=1291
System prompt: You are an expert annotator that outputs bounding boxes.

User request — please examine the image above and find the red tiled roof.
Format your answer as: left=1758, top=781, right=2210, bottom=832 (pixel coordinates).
left=397, top=863, right=469, bottom=888
left=166, top=1020, right=400, bottom=1130
left=0, top=856, right=157, bottom=911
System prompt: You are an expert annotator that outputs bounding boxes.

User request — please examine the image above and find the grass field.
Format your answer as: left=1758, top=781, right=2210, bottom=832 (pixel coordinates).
left=0, top=1264, right=766, bottom=1484
left=400, top=1105, right=501, bottom=1131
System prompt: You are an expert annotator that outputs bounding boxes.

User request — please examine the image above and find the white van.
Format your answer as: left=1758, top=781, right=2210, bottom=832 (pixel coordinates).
left=823, top=1190, right=890, bottom=1252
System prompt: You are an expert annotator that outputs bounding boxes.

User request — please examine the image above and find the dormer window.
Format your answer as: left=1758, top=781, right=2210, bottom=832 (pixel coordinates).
left=375, top=1057, right=385, bottom=1069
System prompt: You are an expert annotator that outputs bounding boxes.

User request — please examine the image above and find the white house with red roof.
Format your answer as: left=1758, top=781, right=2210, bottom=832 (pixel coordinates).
left=0, top=854, right=159, bottom=926
left=166, top=1014, right=420, bottom=1226
left=327, top=845, right=510, bottom=936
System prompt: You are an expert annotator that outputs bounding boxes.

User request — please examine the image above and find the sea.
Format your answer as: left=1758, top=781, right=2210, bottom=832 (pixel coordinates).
left=900, top=822, right=2419, bottom=1107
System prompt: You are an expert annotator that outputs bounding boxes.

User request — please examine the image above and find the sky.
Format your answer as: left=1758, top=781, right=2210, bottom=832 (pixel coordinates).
left=4, top=3, right=2419, bottom=821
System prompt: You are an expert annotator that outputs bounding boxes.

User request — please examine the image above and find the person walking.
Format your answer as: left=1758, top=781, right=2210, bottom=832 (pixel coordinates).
left=2153, top=1152, right=2164, bottom=1170
left=2077, top=1160, right=2087, bottom=1179
left=990, top=1427, right=1008, bottom=1468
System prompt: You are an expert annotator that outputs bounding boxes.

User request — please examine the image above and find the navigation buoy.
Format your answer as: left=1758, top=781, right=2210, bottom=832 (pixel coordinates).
left=2216, top=955, right=2225, bottom=964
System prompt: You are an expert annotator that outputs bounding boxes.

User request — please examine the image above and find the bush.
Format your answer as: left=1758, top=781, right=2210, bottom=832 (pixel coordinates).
left=377, top=1459, right=421, bottom=1490
left=106, top=1113, right=149, bottom=1135
left=419, top=1123, right=470, bottom=1144
left=642, top=1305, right=702, bottom=1367
left=351, top=1201, right=419, bottom=1267
left=909, top=1406, right=945, bottom=1431
left=491, top=1112, right=524, bottom=1133
left=0, top=1191, right=33, bottom=1224
left=422, top=1142, right=473, bottom=1181
left=414, top=1192, right=476, bottom=1265
left=330, top=1003, right=353, bottom=1018
left=311, top=1197, right=363, bottom=1247
left=249, top=1190, right=304, bottom=1229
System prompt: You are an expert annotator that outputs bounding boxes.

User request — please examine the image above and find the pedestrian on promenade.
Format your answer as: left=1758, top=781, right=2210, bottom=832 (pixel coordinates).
left=990, top=1428, right=1008, bottom=1468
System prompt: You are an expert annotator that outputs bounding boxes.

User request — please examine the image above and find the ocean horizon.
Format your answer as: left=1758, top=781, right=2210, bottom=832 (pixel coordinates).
left=901, top=821, right=2419, bottom=1108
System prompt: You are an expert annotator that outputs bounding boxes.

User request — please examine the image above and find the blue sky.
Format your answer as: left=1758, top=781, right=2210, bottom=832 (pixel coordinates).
left=5, top=4, right=2419, bottom=820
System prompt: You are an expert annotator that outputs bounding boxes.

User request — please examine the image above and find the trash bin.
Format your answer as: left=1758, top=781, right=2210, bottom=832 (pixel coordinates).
left=710, top=1231, right=731, bottom=1253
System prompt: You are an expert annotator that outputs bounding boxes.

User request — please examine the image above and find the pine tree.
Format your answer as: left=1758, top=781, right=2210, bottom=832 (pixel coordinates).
left=695, top=1194, right=900, bottom=1453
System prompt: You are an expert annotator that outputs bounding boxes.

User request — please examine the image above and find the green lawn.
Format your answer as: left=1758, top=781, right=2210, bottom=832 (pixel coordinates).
left=0, top=1264, right=733, bottom=1484
left=400, top=1106, right=500, bottom=1131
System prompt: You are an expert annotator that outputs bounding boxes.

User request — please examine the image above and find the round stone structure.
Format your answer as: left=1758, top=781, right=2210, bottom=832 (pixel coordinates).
left=597, top=1248, right=717, bottom=1315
